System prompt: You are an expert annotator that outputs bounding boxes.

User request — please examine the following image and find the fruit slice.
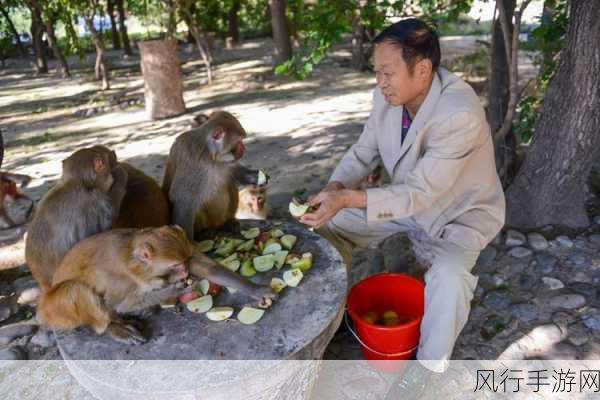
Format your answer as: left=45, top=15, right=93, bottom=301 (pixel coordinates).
left=237, top=239, right=255, bottom=252
left=196, top=240, right=214, bottom=253
left=206, top=306, right=234, bottom=321
left=221, top=259, right=240, bottom=272
left=270, top=277, right=287, bottom=293
left=240, top=259, right=257, bottom=277
left=283, top=268, right=303, bottom=287
left=186, top=295, right=213, bottom=313
left=286, top=253, right=301, bottom=265
left=269, top=229, right=284, bottom=238
left=280, top=234, right=297, bottom=250
left=229, top=239, right=244, bottom=247
left=179, top=291, right=200, bottom=304
left=222, top=253, right=238, bottom=263
left=242, top=227, right=260, bottom=239
left=289, top=202, right=309, bottom=218
left=257, top=232, right=270, bottom=243
left=253, top=254, right=275, bottom=272
left=263, top=242, right=282, bottom=255
left=214, top=241, right=236, bottom=256
left=291, top=253, right=313, bottom=272
left=198, top=279, right=210, bottom=295
left=237, top=307, right=265, bottom=325
left=257, top=169, right=269, bottom=186
left=198, top=279, right=221, bottom=297
left=273, top=250, right=289, bottom=270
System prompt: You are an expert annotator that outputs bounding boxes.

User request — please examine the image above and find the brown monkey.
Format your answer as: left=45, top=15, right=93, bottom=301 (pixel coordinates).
left=163, top=110, right=262, bottom=238
left=236, top=185, right=268, bottom=220
left=114, top=163, right=170, bottom=229
left=25, top=145, right=128, bottom=291
left=39, top=225, right=277, bottom=344
left=0, top=172, right=34, bottom=227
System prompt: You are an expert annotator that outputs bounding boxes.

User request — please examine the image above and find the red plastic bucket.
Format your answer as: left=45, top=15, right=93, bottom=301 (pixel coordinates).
left=347, top=273, right=425, bottom=361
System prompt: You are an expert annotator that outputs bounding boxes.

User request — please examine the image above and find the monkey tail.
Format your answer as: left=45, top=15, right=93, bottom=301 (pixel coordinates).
left=38, top=280, right=111, bottom=334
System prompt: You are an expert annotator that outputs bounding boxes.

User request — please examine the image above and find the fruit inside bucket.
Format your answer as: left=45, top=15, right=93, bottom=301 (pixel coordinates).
left=347, top=273, right=425, bottom=361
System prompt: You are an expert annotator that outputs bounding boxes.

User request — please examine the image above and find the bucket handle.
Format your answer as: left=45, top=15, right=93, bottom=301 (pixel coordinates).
left=343, top=310, right=418, bottom=358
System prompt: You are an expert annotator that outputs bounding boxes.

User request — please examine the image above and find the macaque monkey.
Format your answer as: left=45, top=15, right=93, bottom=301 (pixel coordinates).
left=236, top=185, right=268, bottom=220
left=39, top=225, right=277, bottom=344
left=163, top=111, right=262, bottom=239
left=114, top=163, right=170, bottom=229
left=0, top=172, right=34, bottom=227
left=25, top=145, right=128, bottom=291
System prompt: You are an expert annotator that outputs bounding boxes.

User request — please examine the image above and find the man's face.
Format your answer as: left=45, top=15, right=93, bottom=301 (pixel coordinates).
left=373, top=42, right=429, bottom=107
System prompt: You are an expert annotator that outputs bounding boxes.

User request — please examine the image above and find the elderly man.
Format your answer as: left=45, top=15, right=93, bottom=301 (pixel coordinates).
left=301, top=18, right=505, bottom=397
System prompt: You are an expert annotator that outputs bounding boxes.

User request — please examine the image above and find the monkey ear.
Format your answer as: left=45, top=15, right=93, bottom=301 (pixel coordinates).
left=193, top=114, right=210, bottom=127
left=135, top=242, right=154, bottom=263
left=212, top=127, right=225, bottom=141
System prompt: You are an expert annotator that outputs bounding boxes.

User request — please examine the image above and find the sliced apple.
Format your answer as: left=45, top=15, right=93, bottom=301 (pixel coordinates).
left=253, top=254, right=275, bottom=272
left=237, top=239, right=255, bottom=252
left=280, top=234, right=297, bottom=250
left=257, top=169, right=269, bottom=186
left=283, top=268, right=303, bottom=287
left=263, top=242, right=282, bottom=255
left=221, top=259, right=240, bottom=272
left=273, top=250, right=289, bottom=270
left=186, top=295, right=213, bottom=313
left=237, top=307, right=265, bottom=325
left=222, top=253, right=238, bottom=263
left=196, top=240, right=214, bottom=253
left=269, top=229, right=284, bottom=238
left=291, top=253, right=313, bottom=272
left=289, top=202, right=309, bottom=218
left=240, top=259, right=257, bottom=277
left=242, top=227, right=261, bottom=239
left=206, top=306, right=234, bottom=321
left=286, top=253, right=301, bottom=265
left=229, top=239, right=244, bottom=247
left=198, top=279, right=210, bottom=295
left=214, top=241, right=236, bottom=257
left=179, top=291, right=200, bottom=304
left=270, top=277, right=287, bottom=293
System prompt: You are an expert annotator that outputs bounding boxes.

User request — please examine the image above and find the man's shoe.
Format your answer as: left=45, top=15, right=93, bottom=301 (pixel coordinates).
left=384, top=361, right=433, bottom=400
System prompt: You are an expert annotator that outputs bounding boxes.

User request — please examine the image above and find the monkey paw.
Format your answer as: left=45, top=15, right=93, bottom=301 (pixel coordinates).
left=106, top=320, right=147, bottom=345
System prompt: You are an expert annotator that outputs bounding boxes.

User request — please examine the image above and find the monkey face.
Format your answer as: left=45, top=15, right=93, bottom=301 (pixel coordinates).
left=136, top=226, right=194, bottom=277
left=62, top=146, right=115, bottom=191
left=205, top=111, right=248, bottom=163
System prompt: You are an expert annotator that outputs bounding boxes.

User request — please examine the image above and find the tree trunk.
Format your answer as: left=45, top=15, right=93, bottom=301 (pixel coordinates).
left=0, top=5, right=27, bottom=57
left=268, top=0, right=292, bottom=64
left=188, top=22, right=213, bottom=84
left=84, top=16, right=110, bottom=90
left=29, top=4, right=47, bottom=74
left=506, top=0, right=600, bottom=229
left=165, top=0, right=177, bottom=39
left=116, top=0, right=132, bottom=56
left=107, top=0, right=121, bottom=50
left=227, top=0, right=241, bottom=44
left=138, top=39, right=186, bottom=120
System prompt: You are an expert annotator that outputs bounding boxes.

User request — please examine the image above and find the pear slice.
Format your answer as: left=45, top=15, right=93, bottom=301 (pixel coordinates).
left=198, top=279, right=211, bottom=296
left=269, top=229, right=284, bottom=238
left=221, top=259, right=241, bottom=272
left=291, top=253, right=313, bottom=272
left=283, top=268, right=304, bottom=287
left=229, top=239, right=244, bottom=247
left=280, top=234, right=297, bottom=250
left=263, top=242, right=282, bottom=255
left=270, top=278, right=287, bottom=293
left=286, top=253, right=301, bottom=265
left=214, top=241, right=236, bottom=257
left=289, top=202, right=309, bottom=218
left=237, top=239, right=255, bottom=252
left=257, top=169, right=269, bottom=186
left=237, top=307, right=265, bottom=325
left=222, top=253, right=238, bottom=263
left=273, top=250, right=289, bottom=270
left=240, top=259, right=257, bottom=277
left=186, top=295, right=213, bottom=313
left=206, top=306, right=234, bottom=321
left=196, top=240, right=214, bottom=253
left=253, top=254, right=275, bottom=272
left=241, top=227, right=260, bottom=239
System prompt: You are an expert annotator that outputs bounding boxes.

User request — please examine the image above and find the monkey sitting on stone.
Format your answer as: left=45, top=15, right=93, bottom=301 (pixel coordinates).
left=39, top=225, right=276, bottom=344
left=236, top=185, right=268, bottom=220
left=0, top=172, right=34, bottom=227
left=163, top=110, right=263, bottom=238
left=26, top=145, right=128, bottom=292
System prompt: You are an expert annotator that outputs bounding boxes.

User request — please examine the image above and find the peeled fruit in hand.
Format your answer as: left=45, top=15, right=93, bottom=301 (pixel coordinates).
left=186, top=295, right=213, bottom=314
left=241, top=227, right=260, bottom=239
left=237, top=307, right=265, bottom=325
left=253, top=254, right=275, bottom=272
left=240, top=259, right=257, bottom=277
left=206, top=306, right=234, bottom=321
left=280, top=234, right=297, bottom=250
left=361, top=311, right=379, bottom=325
left=179, top=291, right=200, bottom=304
left=283, top=268, right=303, bottom=287
left=270, top=277, right=287, bottom=293
left=196, top=240, right=214, bottom=253
left=289, top=202, right=309, bottom=218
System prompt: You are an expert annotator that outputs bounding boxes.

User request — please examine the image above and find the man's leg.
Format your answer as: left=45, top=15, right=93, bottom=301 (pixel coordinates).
left=417, top=240, right=480, bottom=372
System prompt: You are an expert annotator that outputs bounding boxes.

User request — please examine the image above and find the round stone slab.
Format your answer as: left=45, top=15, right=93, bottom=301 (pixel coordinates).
left=56, top=221, right=347, bottom=361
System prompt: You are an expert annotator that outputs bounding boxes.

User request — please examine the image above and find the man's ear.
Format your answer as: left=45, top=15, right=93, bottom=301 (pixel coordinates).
left=416, top=58, right=433, bottom=80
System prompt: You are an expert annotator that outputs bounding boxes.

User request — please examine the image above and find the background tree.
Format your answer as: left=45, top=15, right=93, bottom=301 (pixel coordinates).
left=77, top=0, right=110, bottom=90
left=106, top=0, right=121, bottom=50
left=28, top=1, right=47, bottom=73
left=268, top=0, right=292, bottom=64
left=0, top=0, right=27, bottom=56
left=116, top=0, right=132, bottom=55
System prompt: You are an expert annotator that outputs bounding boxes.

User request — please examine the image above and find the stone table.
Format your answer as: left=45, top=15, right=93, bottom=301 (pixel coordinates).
left=55, top=220, right=347, bottom=400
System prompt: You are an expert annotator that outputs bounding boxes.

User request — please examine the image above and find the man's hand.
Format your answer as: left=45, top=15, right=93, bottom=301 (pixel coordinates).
left=300, top=185, right=367, bottom=229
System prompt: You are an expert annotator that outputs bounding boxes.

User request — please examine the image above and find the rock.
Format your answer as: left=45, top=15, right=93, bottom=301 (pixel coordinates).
left=534, top=253, right=558, bottom=274
left=568, top=323, right=590, bottom=346
left=17, top=287, right=40, bottom=305
left=511, top=303, right=538, bottom=322
left=553, top=311, right=576, bottom=327
left=569, top=282, right=597, bottom=300
left=482, top=290, right=512, bottom=309
left=478, top=274, right=505, bottom=290
left=571, top=272, right=590, bottom=283
left=589, top=234, right=600, bottom=246
left=518, top=274, right=536, bottom=290
left=505, top=230, right=526, bottom=247
left=574, top=239, right=586, bottom=249
left=0, top=346, right=27, bottom=360
left=594, top=216, right=600, bottom=225
left=556, top=236, right=574, bottom=248
left=509, top=247, right=532, bottom=259
left=491, top=232, right=503, bottom=246
left=477, top=246, right=497, bottom=267
left=0, top=323, right=37, bottom=346
left=0, top=303, right=14, bottom=322
left=542, top=342, right=578, bottom=359
left=527, top=233, right=549, bottom=251
left=30, top=328, right=56, bottom=348
left=12, top=276, right=37, bottom=294
left=549, top=294, right=586, bottom=310
left=476, top=344, right=497, bottom=359
left=542, top=277, right=565, bottom=290
left=581, top=308, right=600, bottom=331
left=119, top=101, right=129, bottom=109
left=541, top=225, right=554, bottom=233
left=567, top=252, right=589, bottom=267
left=85, top=108, right=97, bottom=117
